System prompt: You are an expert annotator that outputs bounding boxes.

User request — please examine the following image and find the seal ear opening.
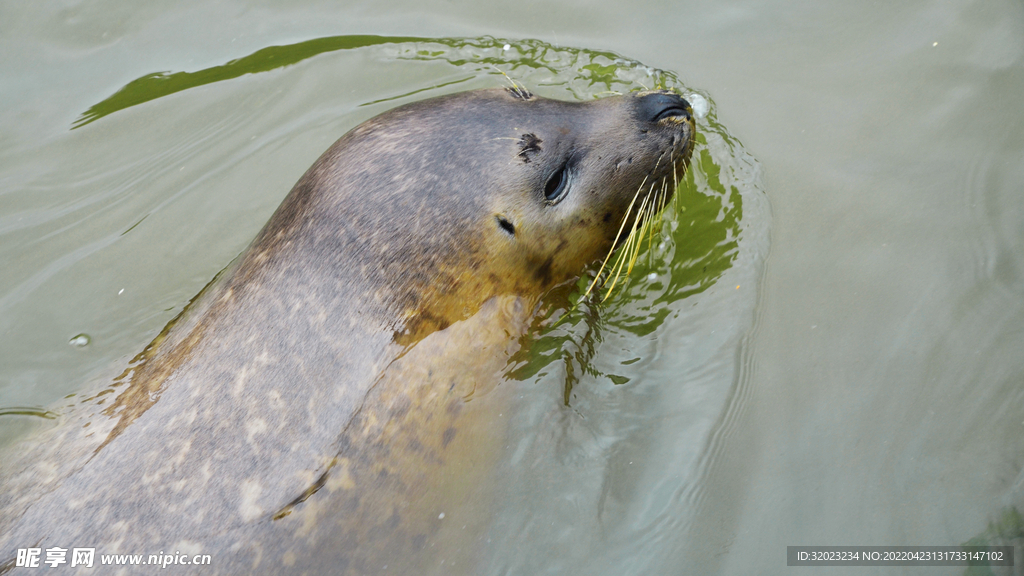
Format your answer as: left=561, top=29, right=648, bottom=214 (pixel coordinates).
left=496, top=215, right=516, bottom=237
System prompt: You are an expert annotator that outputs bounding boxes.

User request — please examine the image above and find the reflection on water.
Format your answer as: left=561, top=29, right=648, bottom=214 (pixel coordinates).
left=0, top=407, right=57, bottom=419
left=77, top=35, right=703, bottom=128
left=73, top=35, right=428, bottom=128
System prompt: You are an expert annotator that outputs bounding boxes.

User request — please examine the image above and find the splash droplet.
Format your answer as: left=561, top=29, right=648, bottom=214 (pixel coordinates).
left=687, top=93, right=710, bottom=119
left=69, top=334, right=91, bottom=348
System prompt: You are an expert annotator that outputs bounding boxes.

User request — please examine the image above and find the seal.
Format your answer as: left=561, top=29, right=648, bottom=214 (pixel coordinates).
left=0, top=86, right=694, bottom=574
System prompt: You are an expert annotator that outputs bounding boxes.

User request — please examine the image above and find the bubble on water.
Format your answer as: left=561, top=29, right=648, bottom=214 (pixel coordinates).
left=687, top=93, right=710, bottom=119
left=69, top=334, right=91, bottom=348
left=647, top=273, right=658, bottom=282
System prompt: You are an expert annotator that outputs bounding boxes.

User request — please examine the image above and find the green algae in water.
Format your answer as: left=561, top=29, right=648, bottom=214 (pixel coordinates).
left=961, top=507, right=1024, bottom=576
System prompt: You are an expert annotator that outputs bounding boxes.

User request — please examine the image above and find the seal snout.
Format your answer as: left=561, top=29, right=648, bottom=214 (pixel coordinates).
left=637, top=91, right=693, bottom=123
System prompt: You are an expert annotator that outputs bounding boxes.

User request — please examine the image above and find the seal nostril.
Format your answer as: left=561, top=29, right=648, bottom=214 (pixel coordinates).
left=638, top=91, right=693, bottom=123
left=653, top=106, right=692, bottom=122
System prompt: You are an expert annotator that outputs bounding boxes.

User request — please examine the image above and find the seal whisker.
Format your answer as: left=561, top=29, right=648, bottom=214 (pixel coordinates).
left=660, top=176, right=671, bottom=228
left=600, top=141, right=686, bottom=300
left=628, top=181, right=659, bottom=274
left=582, top=175, right=648, bottom=299
left=646, top=182, right=661, bottom=270
left=585, top=141, right=680, bottom=302
left=627, top=183, right=656, bottom=274
left=489, top=64, right=532, bottom=100
left=649, top=180, right=668, bottom=269
left=671, top=151, right=680, bottom=208
left=602, top=183, right=652, bottom=300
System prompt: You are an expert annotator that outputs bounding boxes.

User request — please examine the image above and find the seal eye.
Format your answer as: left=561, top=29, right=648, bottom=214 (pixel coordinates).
left=544, top=164, right=571, bottom=204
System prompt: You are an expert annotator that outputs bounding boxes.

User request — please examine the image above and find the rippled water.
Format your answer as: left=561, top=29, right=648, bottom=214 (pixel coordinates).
left=2, top=1, right=1022, bottom=574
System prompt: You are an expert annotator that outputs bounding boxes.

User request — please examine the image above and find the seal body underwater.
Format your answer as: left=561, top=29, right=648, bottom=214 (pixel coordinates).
left=0, top=87, right=694, bottom=574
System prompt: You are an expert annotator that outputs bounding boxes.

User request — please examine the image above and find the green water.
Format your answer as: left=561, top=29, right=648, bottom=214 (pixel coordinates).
left=2, top=0, right=1023, bottom=574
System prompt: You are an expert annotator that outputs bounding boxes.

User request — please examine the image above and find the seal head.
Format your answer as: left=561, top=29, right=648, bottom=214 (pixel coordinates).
left=265, top=87, right=696, bottom=339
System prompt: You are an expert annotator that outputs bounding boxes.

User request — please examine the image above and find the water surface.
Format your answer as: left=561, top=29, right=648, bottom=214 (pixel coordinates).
left=2, top=0, right=1022, bottom=574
